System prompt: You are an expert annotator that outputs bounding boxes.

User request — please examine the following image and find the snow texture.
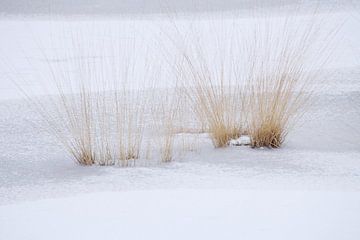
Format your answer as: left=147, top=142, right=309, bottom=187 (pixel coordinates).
left=0, top=1, right=360, bottom=240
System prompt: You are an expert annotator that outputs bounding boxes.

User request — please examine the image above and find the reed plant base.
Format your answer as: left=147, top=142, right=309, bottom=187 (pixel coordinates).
left=210, top=124, right=242, bottom=148
left=250, top=125, right=284, bottom=148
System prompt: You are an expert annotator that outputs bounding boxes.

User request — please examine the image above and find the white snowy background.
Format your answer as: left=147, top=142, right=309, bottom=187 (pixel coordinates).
left=0, top=1, right=360, bottom=240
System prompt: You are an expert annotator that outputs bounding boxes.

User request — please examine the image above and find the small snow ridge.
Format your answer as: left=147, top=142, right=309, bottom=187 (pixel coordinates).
left=228, top=135, right=251, bottom=146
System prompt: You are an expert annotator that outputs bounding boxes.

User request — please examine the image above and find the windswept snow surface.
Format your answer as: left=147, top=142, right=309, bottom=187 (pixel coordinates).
left=1, top=1, right=360, bottom=240
left=1, top=190, right=360, bottom=240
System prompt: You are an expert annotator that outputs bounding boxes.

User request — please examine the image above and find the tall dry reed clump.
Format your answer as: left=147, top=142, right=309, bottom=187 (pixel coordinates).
left=167, top=18, right=247, bottom=148
left=166, top=5, right=338, bottom=148
left=243, top=8, right=338, bottom=148
left=247, top=64, right=309, bottom=148
left=16, top=28, right=157, bottom=166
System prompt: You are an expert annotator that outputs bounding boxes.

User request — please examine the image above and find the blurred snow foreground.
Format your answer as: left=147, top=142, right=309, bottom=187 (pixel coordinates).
left=1, top=190, right=360, bottom=240
left=0, top=1, right=360, bottom=240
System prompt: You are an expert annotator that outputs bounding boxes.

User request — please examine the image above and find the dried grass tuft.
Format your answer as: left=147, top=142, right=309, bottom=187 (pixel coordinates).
left=170, top=23, right=246, bottom=148
left=16, top=31, right=153, bottom=166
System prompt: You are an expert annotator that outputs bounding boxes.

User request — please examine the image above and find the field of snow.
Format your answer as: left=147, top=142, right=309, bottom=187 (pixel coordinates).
left=1, top=1, right=360, bottom=240
left=1, top=190, right=360, bottom=240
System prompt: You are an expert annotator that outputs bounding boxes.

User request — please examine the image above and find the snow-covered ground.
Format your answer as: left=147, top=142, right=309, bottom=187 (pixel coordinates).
left=1, top=190, right=360, bottom=240
left=1, top=1, right=360, bottom=240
